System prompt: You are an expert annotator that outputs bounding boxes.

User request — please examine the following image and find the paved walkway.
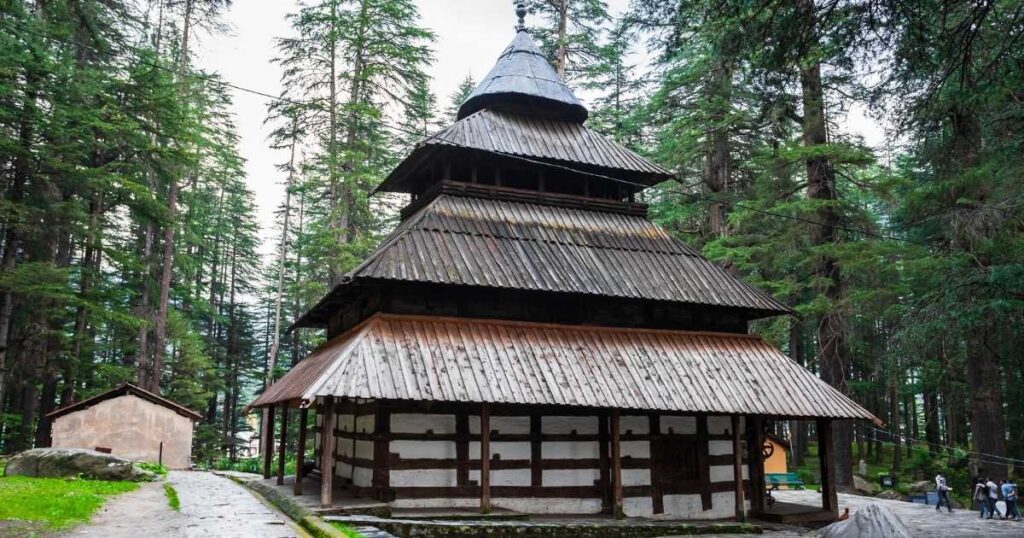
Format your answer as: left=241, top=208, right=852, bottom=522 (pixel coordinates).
left=773, top=489, right=1024, bottom=537
left=61, top=471, right=301, bottom=538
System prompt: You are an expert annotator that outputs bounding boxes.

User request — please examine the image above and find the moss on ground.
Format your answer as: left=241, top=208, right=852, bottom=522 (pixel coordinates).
left=0, top=475, right=138, bottom=530
left=164, top=482, right=181, bottom=511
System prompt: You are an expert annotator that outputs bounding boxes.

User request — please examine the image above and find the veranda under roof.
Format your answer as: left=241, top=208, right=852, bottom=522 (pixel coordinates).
left=251, top=313, right=879, bottom=424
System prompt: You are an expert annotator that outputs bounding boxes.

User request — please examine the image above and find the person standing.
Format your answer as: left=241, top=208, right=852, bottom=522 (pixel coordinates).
left=975, top=478, right=991, bottom=518
left=986, top=477, right=1000, bottom=519
left=935, top=472, right=954, bottom=512
left=1001, top=479, right=1020, bottom=521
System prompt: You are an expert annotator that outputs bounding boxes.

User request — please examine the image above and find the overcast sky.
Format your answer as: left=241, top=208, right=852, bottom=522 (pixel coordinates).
left=195, top=0, right=881, bottom=259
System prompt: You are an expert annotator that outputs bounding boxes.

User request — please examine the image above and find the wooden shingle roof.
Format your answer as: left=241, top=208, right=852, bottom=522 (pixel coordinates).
left=458, top=30, right=588, bottom=122
left=253, top=313, right=878, bottom=424
left=375, top=109, right=671, bottom=194
left=294, top=193, right=789, bottom=327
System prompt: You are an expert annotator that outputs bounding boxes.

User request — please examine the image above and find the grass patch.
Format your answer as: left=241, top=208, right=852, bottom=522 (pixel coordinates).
left=0, top=476, right=138, bottom=530
left=329, top=521, right=365, bottom=537
left=163, top=483, right=180, bottom=511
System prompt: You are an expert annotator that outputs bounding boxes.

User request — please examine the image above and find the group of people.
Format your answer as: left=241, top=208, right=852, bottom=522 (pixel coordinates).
left=972, top=476, right=1021, bottom=520
left=934, top=472, right=1021, bottom=520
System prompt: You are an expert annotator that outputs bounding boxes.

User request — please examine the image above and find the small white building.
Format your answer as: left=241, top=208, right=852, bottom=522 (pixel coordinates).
left=47, top=383, right=201, bottom=469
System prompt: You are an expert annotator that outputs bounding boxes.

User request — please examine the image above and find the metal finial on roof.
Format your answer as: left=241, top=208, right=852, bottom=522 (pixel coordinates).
left=515, top=2, right=527, bottom=32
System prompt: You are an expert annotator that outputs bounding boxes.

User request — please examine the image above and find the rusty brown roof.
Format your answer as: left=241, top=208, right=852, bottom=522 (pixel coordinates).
left=327, top=193, right=789, bottom=315
left=47, top=383, right=203, bottom=421
left=252, top=314, right=877, bottom=423
left=375, top=109, right=671, bottom=194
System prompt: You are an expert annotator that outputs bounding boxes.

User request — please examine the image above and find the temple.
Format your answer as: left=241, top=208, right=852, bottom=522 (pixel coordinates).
left=249, top=5, right=877, bottom=522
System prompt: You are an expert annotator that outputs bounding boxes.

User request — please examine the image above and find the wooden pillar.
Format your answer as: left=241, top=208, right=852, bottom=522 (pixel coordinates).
left=372, top=405, right=391, bottom=501
left=611, top=409, right=624, bottom=519
left=732, top=415, right=746, bottom=521
left=294, top=407, right=308, bottom=496
left=746, top=416, right=766, bottom=514
left=480, top=403, right=491, bottom=514
left=817, top=418, right=838, bottom=514
left=598, top=413, right=610, bottom=513
left=277, top=405, right=289, bottom=485
left=320, top=397, right=336, bottom=508
left=262, top=405, right=275, bottom=479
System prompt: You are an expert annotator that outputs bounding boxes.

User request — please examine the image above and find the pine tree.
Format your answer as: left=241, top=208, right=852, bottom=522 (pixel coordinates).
left=444, top=74, right=475, bottom=122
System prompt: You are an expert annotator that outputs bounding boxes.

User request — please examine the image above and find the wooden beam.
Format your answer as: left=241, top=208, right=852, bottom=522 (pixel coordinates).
left=480, top=403, right=491, bottom=514
left=732, top=415, right=746, bottom=521
left=746, top=416, right=767, bottom=513
left=321, top=397, right=336, bottom=508
left=277, top=405, right=289, bottom=485
left=373, top=407, right=391, bottom=500
left=598, top=413, right=610, bottom=513
left=294, top=407, right=308, bottom=496
left=817, top=418, right=838, bottom=515
left=262, top=405, right=275, bottom=479
left=530, top=414, right=542, bottom=486
left=611, top=409, right=624, bottom=519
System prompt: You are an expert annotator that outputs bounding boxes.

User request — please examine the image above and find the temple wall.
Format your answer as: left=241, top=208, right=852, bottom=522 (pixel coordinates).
left=315, top=403, right=750, bottom=518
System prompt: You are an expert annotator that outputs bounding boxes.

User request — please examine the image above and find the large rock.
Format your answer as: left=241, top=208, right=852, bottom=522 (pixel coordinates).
left=907, top=480, right=933, bottom=493
left=853, top=475, right=880, bottom=496
left=818, top=503, right=912, bottom=538
left=4, top=448, right=154, bottom=481
left=875, top=490, right=905, bottom=501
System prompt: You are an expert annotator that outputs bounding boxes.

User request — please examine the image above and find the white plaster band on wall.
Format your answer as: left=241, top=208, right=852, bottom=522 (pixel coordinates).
left=391, top=413, right=456, bottom=434
left=391, top=440, right=457, bottom=459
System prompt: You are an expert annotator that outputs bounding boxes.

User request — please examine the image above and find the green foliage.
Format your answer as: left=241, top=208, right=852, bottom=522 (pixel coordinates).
left=0, top=476, right=138, bottom=530
left=163, top=483, right=180, bottom=511
left=137, top=462, right=168, bottom=477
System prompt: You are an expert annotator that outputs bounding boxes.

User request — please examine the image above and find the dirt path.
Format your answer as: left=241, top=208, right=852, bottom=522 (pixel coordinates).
left=60, top=471, right=301, bottom=538
left=59, top=480, right=185, bottom=537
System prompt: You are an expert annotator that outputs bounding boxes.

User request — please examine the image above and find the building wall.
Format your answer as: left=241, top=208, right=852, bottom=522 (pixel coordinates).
left=317, top=402, right=750, bottom=519
left=50, top=394, right=194, bottom=469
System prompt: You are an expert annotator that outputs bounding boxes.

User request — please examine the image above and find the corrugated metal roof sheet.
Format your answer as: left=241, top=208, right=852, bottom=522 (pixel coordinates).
left=252, top=314, right=878, bottom=424
left=345, top=194, right=789, bottom=314
left=458, top=30, right=588, bottom=122
left=428, top=109, right=670, bottom=178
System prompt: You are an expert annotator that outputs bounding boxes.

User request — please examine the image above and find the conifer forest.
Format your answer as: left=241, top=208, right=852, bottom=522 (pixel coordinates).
left=1, top=0, right=1022, bottom=489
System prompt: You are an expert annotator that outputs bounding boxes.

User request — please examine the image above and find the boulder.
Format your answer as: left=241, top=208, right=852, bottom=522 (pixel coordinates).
left=907, top=480, right=933, bottom=493
left=4, top=448, right=155, bottom=481
left=818, top=503, right=912, bottom=538
left=875, top=490, right=905, bottom=501
left=853, top=475, right=880, bottom=496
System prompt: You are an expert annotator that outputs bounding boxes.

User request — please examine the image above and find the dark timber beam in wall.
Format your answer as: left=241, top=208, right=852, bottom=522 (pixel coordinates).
left=262, top=404, right=275, bottom=479
left=294, top=407, right=308, bottom=496
left=611, top=409, right=624, bottom=519
left=321, top=397, right=336, bottom=508
left=373, top=407, right=391, bottom=501
left=277, top=406, right=289, bottom=485
left=732, top=415, right=746, bottom=522
left=818, top=418, right=838, bottom=515
left=598, top=413, right=610, bottom=513
left=480, top=403, right=491, bottom=514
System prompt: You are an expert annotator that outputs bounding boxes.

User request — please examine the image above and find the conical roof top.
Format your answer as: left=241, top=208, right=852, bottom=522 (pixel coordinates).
left=457, top=30, right=588, bottom=123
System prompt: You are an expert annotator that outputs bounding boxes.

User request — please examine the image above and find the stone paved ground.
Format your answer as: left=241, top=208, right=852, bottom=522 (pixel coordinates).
left=771, top=489, right=1024, bottom=537
left=60, top=471, right=301, bottom=538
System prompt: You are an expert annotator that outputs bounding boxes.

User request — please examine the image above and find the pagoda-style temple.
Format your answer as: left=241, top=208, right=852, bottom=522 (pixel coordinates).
left=250, top=6, right=877, bottom=522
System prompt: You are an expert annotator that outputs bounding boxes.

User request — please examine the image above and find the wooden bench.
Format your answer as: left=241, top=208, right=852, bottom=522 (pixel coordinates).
left=766, top=472, right=805, bottom=490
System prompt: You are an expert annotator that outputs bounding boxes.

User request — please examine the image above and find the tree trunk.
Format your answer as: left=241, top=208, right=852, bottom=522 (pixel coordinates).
left=266, top=116, right=298, bottom=388
left=797, top=0, right=851, bottom=487
left=704, top=54, right=732, bottom=238
left=149, top=0, right=194, bottom=394
left=554, top=0, right=568, bottom=77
